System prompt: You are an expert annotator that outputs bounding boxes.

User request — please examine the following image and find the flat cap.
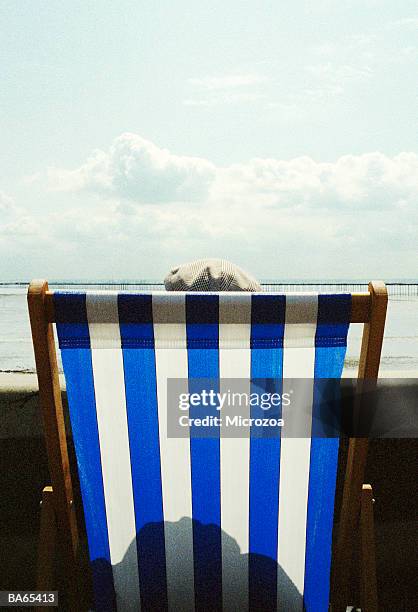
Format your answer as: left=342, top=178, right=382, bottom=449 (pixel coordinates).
left=164, top=259, right=261, bottom=292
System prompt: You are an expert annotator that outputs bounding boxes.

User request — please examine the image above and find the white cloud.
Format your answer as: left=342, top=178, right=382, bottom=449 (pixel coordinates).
left=189, top=74, right=267, bottom=90
left=0, top=191, right=41, bottom=239
left=389, top=17, right=418, bottom=29
left=303, top=62, right=373, bottom=100
left=221, top=152, right=418, bottom=211
left=0, top=191, right=14, bottom=211
left=306, top=63, right=372, bottom=82
left=47, top=133, right=216, bottom=203
left=183, top=91, right=265, bottom=106
left=185, top=73, right=267, bottom=106
left=47, top=136, right=418, bottom=214
left=8, top=135, right=418, bottom=278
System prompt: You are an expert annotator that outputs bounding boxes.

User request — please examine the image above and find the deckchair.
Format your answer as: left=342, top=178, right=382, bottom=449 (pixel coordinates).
left=28, top=280, right=387, bottom=611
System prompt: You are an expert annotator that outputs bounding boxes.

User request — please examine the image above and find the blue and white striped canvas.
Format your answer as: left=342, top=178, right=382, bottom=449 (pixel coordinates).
left=55, top=291, right=351, bottom=612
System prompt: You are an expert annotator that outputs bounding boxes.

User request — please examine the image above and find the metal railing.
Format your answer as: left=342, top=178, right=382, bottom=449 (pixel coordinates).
left=1, top=281, right=417, bottom=297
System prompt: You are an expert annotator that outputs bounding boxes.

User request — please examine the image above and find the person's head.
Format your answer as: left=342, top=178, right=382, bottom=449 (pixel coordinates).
left=164, top=259, right=261, bottom=292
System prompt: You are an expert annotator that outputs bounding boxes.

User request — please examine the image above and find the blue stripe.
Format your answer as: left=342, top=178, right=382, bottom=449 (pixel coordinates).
left=118, top=295, right=167, bottom=611
left=55, top=294, right=115, bottom=611
left=304, top=294, right=351, bottom=611
left=249, top=295, right=285, bottom=612
left=186, top=295, right=222, bottom=612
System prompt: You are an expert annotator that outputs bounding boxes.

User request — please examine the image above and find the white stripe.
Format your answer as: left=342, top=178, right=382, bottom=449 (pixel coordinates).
left=86, top=294, right=141, bottom=612
left=153, top=294, right=195, bottom=612
left=278, top=294, right=318, bottom=609
left=219, top=294, right=252, bottom=611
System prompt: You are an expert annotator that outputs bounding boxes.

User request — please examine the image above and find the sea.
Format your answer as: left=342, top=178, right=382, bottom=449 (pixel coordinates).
left=0, top=282, right=417, bottom=374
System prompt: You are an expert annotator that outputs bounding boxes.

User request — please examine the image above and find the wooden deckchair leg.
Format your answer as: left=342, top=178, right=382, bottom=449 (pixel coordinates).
left=332, top=282, right=387, bottom=611
left=36, top=487, right=57, bottom=607
left=333, top=438, right=369, bottom=612
left=359, top=484, right=378, bottom=611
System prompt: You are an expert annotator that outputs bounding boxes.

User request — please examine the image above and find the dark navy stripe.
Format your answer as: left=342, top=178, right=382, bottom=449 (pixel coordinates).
left=186, top=294, right=219, bottom=349
left=249, top=295, right=285, bottom=612
left=186, top=294, right=222, bottom=612
left=304, top=296, right=350, bottom=611
left=250, top=295, right=285, bottom=349
left=315, top=294, right=351, bottom=347
left=118, top=294, right=154, bottom=323
left=54, top=292, right=91, bottom=348
left=55, top=294, right=115, bottom=611
left=118, top=296, right=167, bottom=611
left=118, top=294, right=155, bottom=348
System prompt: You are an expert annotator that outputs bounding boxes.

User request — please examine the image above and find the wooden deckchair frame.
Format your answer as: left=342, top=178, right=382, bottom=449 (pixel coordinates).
left=28, top=280, right=387, bottom=611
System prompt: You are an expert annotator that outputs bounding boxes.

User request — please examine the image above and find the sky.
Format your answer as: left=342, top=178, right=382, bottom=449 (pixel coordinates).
left=1, top=0, right=417, bottom=281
